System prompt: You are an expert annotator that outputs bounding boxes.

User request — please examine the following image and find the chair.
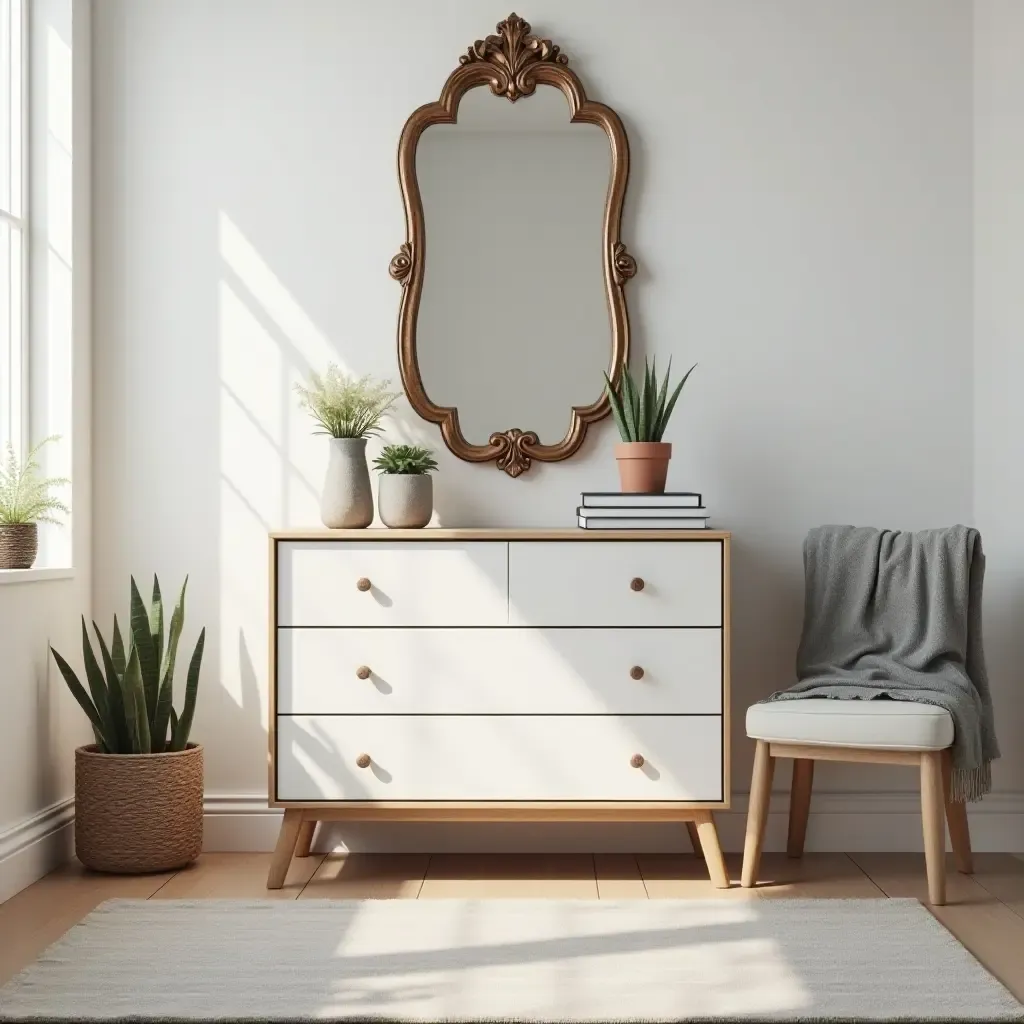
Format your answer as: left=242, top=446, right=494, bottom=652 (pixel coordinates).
left=741, top=699, right=973, bottom=905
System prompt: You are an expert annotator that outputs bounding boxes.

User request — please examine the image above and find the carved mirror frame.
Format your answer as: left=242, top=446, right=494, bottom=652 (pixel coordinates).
left=390, top=12, right=635, bottom=478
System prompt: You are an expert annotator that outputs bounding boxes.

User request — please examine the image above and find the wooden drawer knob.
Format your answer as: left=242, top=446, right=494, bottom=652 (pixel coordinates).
left=630, top=753, right=645, bottom=768
left=630, top=577, right=645, bottom=592
left=630, top=665, right=645, bottom=680
left=356, top=753, right=371, bottom=768
left=356, top=577, right=372, bottom=592
left=356, top=665, right=371, bottom=680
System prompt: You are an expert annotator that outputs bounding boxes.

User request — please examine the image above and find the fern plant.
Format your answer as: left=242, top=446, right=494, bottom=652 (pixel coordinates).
left=603, top=358, right=697, bottom=443
left=51, top=576, right=205, bottom=754
left=0, top=436, right=70, bottom=525
left=294, top=364, right=401, bottom=438
left=372, top=444, right=438, bottom=475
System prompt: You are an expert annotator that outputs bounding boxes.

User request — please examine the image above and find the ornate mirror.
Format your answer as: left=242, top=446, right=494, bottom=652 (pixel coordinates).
left=390, top=13, right=635, bottom=477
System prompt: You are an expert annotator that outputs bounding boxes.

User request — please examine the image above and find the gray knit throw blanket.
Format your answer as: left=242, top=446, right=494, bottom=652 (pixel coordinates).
left=766, top=525, right=999, bottom=802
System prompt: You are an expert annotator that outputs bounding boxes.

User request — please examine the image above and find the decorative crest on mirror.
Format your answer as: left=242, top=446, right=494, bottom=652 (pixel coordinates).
left=391, top=12, right=635, bottom=477
left=459, top=12, right=568, bottom=102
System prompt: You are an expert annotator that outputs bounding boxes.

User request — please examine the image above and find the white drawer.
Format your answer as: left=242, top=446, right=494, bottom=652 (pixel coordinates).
left=278, top=627, right=722, bottom=715
left=509, top=541, right=722, bottom=627
left=276, top=714, right=723, bottom=802
left=276, top=541, right=508, bottom=626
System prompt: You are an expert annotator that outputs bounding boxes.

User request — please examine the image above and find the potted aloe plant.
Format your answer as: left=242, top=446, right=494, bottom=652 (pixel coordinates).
left=373, top=444, right=438, bottom=528
left=604, top=358, right=696, bottom=493
left=51, top=576, right=206, bottom=873
left=295, top=364, right=401, bottom=528
left=0, top=436, right=70, bottom=569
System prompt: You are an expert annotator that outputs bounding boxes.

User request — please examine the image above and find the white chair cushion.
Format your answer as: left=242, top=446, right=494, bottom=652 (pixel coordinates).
left=745, top=698, right=954, bottom=751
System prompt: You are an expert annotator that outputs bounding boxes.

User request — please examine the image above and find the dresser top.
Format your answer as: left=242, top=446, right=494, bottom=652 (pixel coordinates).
left=271, top=528, right=730, bottom=541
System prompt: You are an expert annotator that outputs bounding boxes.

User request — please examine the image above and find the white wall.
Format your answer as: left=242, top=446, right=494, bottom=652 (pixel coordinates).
left=974, top=0, right=1024, bottom=809
left=91, top=1, right=1015, bottom=851
left=0, top=0, right=91, bottom=901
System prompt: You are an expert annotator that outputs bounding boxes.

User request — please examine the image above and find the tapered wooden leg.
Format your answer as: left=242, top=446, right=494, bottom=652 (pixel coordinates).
left=941, top=748, right=973, bottom=874
left=267, top=809, right=303, bottom=890
left=741, top=740, right=775, bottom=888
left=685, top=821, right=703, bottom=858
left=921, top=751, right=947, bottom=906
left=294, top=819, right=317, bottom=858
left=691, top=811, right=730, bottom=888
left=787, top=758, right=814, bottom=859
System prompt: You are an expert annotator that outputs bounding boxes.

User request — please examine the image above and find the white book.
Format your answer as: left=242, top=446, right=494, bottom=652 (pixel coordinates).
left=577, top=514, right=709, bottom=530
left=576, top=505, right=708, bottom=519
left=581, top=491, right=702, bottom=509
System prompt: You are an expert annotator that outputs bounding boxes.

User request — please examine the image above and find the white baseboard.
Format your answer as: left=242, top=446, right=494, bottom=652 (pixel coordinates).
left=0, top=798, right=75, bottom=903
left=203, top=791, right=1024, bottom=855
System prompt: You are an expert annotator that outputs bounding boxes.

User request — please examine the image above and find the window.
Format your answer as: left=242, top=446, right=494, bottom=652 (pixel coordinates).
left=1, top=0, right=25, bottom=454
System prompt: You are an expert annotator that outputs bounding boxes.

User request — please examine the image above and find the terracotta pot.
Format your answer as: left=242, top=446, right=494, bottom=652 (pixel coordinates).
left=614, top=442, right=672, bottom=494
left=75, top=743, right=204, bottom=873
left=0, top=523, right=38, bottom=569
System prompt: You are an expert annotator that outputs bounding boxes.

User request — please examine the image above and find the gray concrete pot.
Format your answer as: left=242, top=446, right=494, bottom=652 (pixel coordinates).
left=320, top=438, right=374, bottom=529
left=378, top=474, right=433, bottom=529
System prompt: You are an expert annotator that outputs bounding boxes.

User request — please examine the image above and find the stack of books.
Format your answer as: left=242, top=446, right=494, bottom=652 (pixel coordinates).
left=577, top=491, right=710, bottom=530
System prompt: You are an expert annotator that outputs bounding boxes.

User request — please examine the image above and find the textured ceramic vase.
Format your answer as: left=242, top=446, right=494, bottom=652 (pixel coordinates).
left=378, top=474, right=433, bottom=529
left=320, top=438, right=374, bottom=528
left=614, top=442, right=672, bottom=493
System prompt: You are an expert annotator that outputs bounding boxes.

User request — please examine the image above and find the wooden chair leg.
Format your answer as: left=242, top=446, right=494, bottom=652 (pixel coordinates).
left=741, top=739, right=775, bottom=888
left=691, top=811, right=730, bottom=888
left=267, top=808, right=303, bottom=890
left=787, top=758, right=814, bottom=859
left=941, top=749, right=973, bottom=874
left=685, top=820, right=703, bottom=859
left=920, top=751, right=947, bottom=906
left=294, top=819, right=317, bottom=858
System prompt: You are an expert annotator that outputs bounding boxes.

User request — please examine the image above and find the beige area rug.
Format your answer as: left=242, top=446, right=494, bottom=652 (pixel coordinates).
left=0, top=898, right=1021, bottom=1022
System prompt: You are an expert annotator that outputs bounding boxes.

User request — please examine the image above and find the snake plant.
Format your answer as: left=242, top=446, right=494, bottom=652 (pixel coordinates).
left=51, top=576, right=205, bottom=754
left=604, top=357, right=697, bottom=443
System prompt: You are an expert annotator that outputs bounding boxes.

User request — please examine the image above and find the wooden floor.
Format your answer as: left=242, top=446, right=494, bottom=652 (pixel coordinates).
left=2, top=852, right=1024, bottom=1000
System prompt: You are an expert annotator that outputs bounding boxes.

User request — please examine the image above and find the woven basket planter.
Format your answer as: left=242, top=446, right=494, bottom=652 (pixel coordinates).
left=0, top=523, right=38, bottom=569
left=75, top=743, right=203, bottom=873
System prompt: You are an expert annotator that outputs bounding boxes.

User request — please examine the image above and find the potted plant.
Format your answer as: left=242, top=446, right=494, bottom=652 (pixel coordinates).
left=373, top=444, right=438, bottom=529
left=295, top=364, right=401, bottom=528
left=51, top=576, right=206, bottom=873
left=0, top=436, right=70, bottom=569
left=604, top=358, right=696, bottom=493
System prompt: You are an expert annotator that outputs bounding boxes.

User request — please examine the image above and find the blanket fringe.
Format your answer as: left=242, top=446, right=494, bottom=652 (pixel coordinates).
left=952, top=760, right=992, bottom=803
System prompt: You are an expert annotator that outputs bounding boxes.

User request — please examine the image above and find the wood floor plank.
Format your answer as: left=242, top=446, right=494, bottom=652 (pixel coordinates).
left=420, top=854, right=597, bottom=899
left=851, top=852, right=1024, bottom=1003
left=969, top=853, right=1024, bottom=922
left=300, top=853, right=429, bottom=899
left=754, top=853, right=885, bottom=899
left=594, top=853, right=647, bottom=899
left=0, top=860, right=175, bottom=985
left=636, top=853, right=749, bottom=899
left=152, top=852, right=325, bottom=900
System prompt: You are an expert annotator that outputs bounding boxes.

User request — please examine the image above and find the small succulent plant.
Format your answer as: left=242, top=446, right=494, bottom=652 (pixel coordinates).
left=372, top=444, right=438, bottom=475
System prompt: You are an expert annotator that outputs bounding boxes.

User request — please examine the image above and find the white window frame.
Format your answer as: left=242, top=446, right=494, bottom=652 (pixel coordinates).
left=1, top=0, right=28, bottom=457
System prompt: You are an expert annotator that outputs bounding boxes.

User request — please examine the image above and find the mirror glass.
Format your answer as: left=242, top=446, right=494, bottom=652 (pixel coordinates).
left=415, top=85, right=611, bottom=445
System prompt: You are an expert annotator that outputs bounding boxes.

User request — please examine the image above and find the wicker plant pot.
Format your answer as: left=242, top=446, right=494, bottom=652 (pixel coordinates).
left=0, top=523, right=38, bottom=569
left=75, top=743, right=203, bottom=873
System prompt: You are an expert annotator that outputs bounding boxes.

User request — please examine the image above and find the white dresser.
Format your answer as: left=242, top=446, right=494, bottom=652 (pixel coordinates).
left=267, top=529, right=731, bottom=887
